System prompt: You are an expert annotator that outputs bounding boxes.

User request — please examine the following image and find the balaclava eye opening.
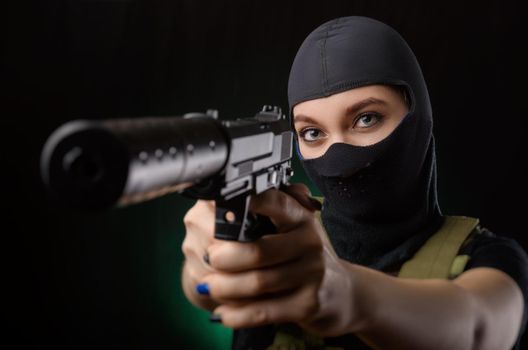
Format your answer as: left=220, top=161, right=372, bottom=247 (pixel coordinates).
left=288, top=16, right=442, bottom=271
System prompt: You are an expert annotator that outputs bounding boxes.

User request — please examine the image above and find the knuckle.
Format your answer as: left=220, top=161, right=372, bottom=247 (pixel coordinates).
left=181, top=237, right=196, bottom=257
left=183, top=200, right=213, bottom=228
left=313, top=243, right=324, bottom=259
left=247, top=242, right=263, bottom=265
left=312, top=235, right=324, bottom=251
left=210, top=243, right=239, bottom=270
left=183, top=210, right=195, bottom=228
left=301, top=288, right=320, bottom=319
left=305, top=230, right=323, bottom=253
left=313, top=259, right=325, bottom=278
left=251, top=271, right=268, bottom=293
left=275, top=190, right=290, bottom=209
left=253, top=307, right=269, bottom=325
left=290, top=183, right=310, bottom=196
left=181, top=240, right=192, bottom=256
left=306, top=255, right=325, bottom=279
left=184, top=264, right=201, bottom=283
left=298, top=183, right=310, bottom=194
left=205, top=200, right=215, bottom=209
left=207, top=247, right=220, bottom=268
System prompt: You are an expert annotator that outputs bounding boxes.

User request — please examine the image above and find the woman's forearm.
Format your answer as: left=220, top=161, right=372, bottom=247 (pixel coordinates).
left=345, top=264, right=522, bottom=350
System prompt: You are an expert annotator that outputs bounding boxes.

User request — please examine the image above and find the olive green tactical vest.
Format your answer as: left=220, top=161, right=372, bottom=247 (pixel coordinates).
left=266, top=211, right=479, bottom=350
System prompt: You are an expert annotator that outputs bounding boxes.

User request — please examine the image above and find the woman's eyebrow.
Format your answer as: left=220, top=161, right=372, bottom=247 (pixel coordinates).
left=293, top=114, right=321, bottom=125
left=345, top=97, right=387, bottom=116
left=294, top=97, right=388, bottom=125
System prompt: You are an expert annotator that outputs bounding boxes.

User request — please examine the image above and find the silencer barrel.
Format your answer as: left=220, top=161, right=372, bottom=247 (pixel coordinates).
left=40, top=115, right=229, bottom=210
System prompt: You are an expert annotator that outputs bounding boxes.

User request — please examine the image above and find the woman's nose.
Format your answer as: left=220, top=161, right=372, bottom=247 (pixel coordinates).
left=330, top=133, right=347, bottom=144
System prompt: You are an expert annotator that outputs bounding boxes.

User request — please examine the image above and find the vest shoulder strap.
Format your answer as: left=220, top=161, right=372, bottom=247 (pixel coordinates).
left=398, top=216, right=479, bottom=279
left=313, top=197, right=340, bottom=258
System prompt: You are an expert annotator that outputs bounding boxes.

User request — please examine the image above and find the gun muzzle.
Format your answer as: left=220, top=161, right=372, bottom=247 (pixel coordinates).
left=40, top=115, right=229, bottom=210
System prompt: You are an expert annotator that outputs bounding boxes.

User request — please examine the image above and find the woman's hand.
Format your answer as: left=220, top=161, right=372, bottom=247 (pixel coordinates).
left=181, top=199, right=222, bottom=311
left=182, top=183, right=358, bottom=337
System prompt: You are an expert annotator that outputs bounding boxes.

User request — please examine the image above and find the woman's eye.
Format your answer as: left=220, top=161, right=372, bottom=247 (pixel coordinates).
left=354, top=113, right=381, bottom=128
left=299, top=128, right=325, bottom=142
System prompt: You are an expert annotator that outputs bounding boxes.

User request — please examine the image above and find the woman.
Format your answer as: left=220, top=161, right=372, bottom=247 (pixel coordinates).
left=181, top=16, right=527, bottom=349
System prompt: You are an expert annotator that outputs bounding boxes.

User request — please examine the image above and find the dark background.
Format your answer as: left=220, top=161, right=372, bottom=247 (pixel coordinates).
left=2, top=0, right=527, bottom=349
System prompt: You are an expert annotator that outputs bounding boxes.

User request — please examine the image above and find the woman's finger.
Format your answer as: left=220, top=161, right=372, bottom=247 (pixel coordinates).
left=202, top=255, right=323, bottom=301
left=249, top=188, right=309, bottom=232
left=212, top=284, right=320, bottom=329
left=281, top=183, right=322, bottom=212
left=206, top=220, right=322, bottom=272
left=182, top=200, right=217, bottom=270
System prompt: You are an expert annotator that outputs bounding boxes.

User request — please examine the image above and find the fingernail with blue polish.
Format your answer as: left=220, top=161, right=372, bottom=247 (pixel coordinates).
left=196, top=283, right=210, bottom=295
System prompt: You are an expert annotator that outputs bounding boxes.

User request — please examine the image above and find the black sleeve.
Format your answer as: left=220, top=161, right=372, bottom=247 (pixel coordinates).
left=460, top=227, right=528, bottom=350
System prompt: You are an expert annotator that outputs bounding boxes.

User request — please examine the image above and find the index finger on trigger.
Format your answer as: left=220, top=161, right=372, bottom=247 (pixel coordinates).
left=249, top=189, right=308, bottom=232
left=281, top=183, right=322, bottom=212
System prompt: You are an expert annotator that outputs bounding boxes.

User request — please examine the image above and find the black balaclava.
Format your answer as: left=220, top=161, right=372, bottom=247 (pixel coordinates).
left=288, top=16, right=443, bottom=271
left=232, top=17, right=444, bottom=350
